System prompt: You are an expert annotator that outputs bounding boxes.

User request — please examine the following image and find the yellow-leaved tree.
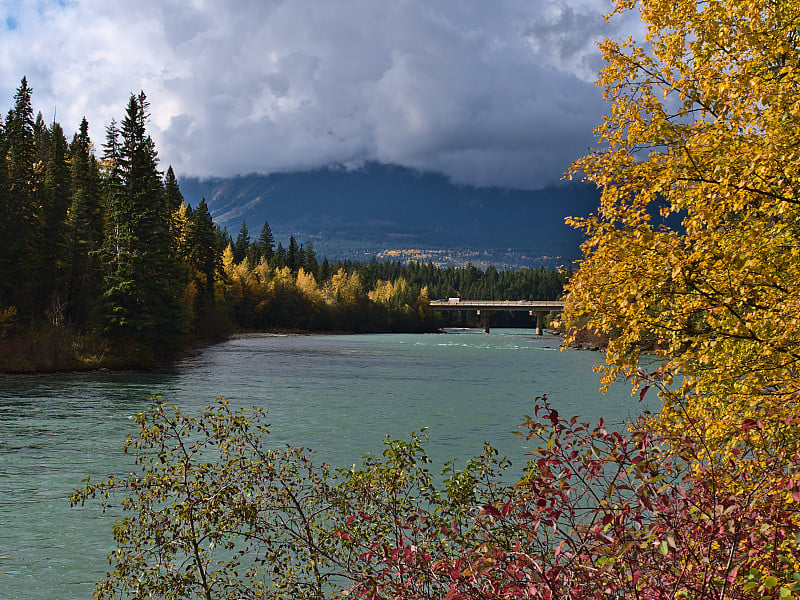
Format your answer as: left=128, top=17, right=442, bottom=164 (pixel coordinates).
left=295, top=268, right=323, bottom=304
left=566, top=0, right=800, bottom=455
left=325, top=268, right=364, bottom=307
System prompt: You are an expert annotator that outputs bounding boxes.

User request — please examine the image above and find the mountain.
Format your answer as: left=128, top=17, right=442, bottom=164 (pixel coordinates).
left=179, top=162, right=601, bottom=268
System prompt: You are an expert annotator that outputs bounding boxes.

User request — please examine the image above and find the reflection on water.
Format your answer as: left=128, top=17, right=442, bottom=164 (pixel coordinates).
left=0, top=329, right=647, bottom=600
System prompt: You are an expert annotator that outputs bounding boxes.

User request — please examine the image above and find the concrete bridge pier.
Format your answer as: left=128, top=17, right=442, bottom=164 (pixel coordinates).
left=476, top=309, right=494, bottom=333
left=530, top=310, right=547, bottom=335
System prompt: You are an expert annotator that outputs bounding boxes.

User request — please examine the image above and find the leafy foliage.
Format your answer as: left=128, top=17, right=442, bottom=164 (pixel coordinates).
left=72, top=397, right=800, bottom=600
left=564, top=0, right=800, bottom=447
left=71, top=399, right=513, bottom=600
left=556, top=1, right=800, bottom=597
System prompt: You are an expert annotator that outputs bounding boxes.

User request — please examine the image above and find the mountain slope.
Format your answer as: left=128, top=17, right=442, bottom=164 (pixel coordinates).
left=179, top=163, right=601, bottom=268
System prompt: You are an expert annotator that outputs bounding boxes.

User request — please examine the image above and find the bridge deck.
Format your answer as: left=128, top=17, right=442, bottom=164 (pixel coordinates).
left=429, top=299, right=564, bottom=312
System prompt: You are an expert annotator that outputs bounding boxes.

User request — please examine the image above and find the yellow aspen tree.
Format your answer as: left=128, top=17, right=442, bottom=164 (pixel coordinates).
left=295, top=268, right=323, bottom=303
left=253, top=256, right=270, bottom=285
left=369, top=278, right=410, bottom=310
left=390, top=277, right=409, bottom=308
left=173, top=201, right=188, bottom=253
left=325, top=268, right=348, bottom=303
left=416, top=286, right=434, bottom=322
left=368, top=279, right=396, bottom=305
left=341, top=271, right=364, bottom=307
left=220, top=245, right=242, bottom=306
left=269, top=266, right=294, bottom=295
left=180, top=279, right=199, bottom=329
left=326, top=268, right=364, bottom=306
left=566, top=0, right=800, bottom=452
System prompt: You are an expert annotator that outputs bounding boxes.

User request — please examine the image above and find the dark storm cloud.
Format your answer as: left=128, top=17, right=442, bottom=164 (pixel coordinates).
left=0, top=0, right=633, bottom=189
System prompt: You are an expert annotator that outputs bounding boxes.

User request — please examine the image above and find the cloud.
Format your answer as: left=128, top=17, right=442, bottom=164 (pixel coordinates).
left=0, top=0, right=633, bottom=189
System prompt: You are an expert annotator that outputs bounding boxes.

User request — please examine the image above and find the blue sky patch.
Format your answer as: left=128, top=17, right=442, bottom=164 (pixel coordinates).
left=6, top=16, right=18, bottom=30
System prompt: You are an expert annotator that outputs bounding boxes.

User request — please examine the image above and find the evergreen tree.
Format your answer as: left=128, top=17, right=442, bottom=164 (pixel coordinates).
left=103, top=118, right=122, bottom=175
left=215, top=225, right=233, bottom=261
left=0, top=113, right=9, bottom=306
left=101, top=92, right=184, bottom=356
left=319, top=257, right=331, bottom=283
left=67, top=117, right=104, bottom=325
left=1, top=77, right=40, bottom=312
left=274, top=242, right=287, bottom=269
left=33, top=112, right=49, bottom=164
left=288, top=235, right=300, bottom=271
left=303, top=240, right=319, bottom=278
left=163, top=166, right=184, bottom=213
left=297, top=243, right=305, bottom=274
left=258, top=220, right=275, bottom=260
left=163, top=165, right=185, bottom=240
left=39, top=121, right=71, bottom=304
left=233, top=220, right=250, bottom=264
left=101, top=117, right=124, bottom=230
left=184, top=198, right=219, bottom=296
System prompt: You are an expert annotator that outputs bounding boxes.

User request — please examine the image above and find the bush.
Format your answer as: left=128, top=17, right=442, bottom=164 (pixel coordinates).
left=72, top=396, right=800, bottom=599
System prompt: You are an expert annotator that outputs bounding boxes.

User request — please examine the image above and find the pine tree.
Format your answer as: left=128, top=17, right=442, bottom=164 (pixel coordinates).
left=288, top=235, right=300, bottom=272
left=233, top=220, right=250, bottom=264
left=303, top=240, right=319, bottom=278
left=274, top=242, right=287, bottom=269
left=101, top=92, right=184, bottom=357
left=163, top=165, right=185, bottom=241
left=33, top=111, right=51, bottom=165
left=163, top=166, right=183, bottom=213
left=215, top=225, right=232, bottom=263
left=101, top=117, right=124, bottom=237
left=40, top=121, right=71, bottom=304
left=297, top=244, right=305, bottom=274
left=184, top=198, right=219, bottom=296
left=67, top=117, right=104, bottom=325
left=1, top=77, right=40, bottom=312
left=103, top=119, right=121, bottom=171
left=319, top=257, right=331, bottom=283
left=0, top=112, right=9, bottom=308
left=258, top=220, right=275, bottom=260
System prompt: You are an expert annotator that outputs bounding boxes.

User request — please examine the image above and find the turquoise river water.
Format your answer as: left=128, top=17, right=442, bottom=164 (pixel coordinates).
left=0, top=329, right=650, bottom=599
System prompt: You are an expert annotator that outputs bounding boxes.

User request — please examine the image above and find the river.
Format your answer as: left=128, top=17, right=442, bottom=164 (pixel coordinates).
left=0, top=329, right=647, bottom=599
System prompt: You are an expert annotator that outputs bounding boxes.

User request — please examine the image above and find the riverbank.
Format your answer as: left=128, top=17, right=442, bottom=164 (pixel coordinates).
left=0, top=323, right=446, bottom=375
left=0, top=326, right=210, bottom=375
left=0, top=327, right=117, bottom=374
left=1, top=316, right=578, bottom=375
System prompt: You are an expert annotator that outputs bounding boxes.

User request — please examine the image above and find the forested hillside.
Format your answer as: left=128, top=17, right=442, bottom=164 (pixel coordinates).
left=0, top=78, right=567, bottom=372
left=180, top=165, right=601, bottom=268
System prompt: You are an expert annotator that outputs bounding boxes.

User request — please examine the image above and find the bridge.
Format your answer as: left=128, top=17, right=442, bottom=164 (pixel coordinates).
left=429, top=299, right=565, bottom=334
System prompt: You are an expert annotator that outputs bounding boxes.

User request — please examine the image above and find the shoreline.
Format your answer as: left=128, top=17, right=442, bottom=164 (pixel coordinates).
left=1, top=327, right=589, bottom=377
left=0, top=327, right=438, bottom=377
